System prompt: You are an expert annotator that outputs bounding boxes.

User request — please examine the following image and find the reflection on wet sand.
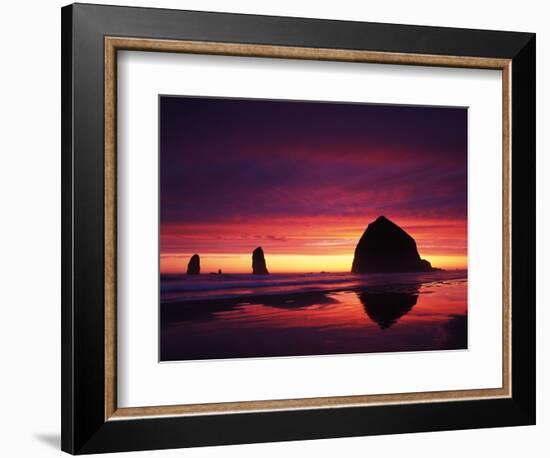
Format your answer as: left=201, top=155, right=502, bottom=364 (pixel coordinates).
left=357, top=287, right=419, bottom=329
left=160, top=275, right=468, bottom=361
left=439, top=314, right=468, bottom=349
left=161, top=291, right=340, bottom=325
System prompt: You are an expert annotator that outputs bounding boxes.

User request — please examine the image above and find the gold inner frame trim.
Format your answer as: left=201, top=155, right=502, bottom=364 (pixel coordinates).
left=104, top=36, right=512, bottom=421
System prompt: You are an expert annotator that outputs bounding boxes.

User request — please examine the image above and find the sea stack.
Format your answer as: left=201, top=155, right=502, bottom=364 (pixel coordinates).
left=351, top=216, right=434, bottom=273
left=252, top=247, right=269, bottom=275
left=186, top=254, right=200, bottom=275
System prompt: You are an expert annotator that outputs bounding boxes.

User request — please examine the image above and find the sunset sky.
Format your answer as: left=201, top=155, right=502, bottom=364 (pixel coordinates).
left=160, top=96, right=467, bottom=274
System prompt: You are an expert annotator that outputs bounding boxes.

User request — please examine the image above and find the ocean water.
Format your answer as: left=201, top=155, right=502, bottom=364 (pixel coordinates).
left=160, top=270, right=467, bottom=361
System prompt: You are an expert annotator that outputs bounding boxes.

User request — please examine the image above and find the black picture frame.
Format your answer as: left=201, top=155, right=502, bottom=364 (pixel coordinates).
left=61, top=3, right=535, bottom=454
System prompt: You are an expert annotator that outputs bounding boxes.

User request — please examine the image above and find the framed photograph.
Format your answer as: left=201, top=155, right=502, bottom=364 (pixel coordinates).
left=61, top=3, right=536, bottom=454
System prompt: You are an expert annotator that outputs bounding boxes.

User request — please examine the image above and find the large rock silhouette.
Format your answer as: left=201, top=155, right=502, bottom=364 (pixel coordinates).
left=252, top=247, right=269, bottom=275
left=351, top=216, right=434, bottom=273
left=187, top=254, right=200, bottom=275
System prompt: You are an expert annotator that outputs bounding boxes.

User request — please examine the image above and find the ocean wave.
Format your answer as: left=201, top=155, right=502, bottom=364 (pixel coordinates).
left=160, top=270, right=467, bottom=303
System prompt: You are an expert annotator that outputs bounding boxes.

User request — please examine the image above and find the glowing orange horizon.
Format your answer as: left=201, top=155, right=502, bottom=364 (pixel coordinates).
left=160, top=216, right=467, bottom=274
left=160, top=252, right=467, bottom=274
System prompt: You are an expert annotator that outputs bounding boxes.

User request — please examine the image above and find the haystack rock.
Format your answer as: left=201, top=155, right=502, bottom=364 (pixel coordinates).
left=351, top=216, right=434, bottom=273
left=186, top=254, right=200, bottom=275
left=252, top=247, right=269, bottom=275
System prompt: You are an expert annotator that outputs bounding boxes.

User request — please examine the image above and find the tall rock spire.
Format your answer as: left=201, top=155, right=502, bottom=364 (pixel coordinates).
left=187, top=254, right=200, bottom=275
left=252, top=247, right=269, bottom=275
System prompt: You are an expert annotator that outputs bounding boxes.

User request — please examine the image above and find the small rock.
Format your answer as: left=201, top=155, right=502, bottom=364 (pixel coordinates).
left=252, top=247, right=269, bottom=275
left=187, top=254, right=200, bottom=275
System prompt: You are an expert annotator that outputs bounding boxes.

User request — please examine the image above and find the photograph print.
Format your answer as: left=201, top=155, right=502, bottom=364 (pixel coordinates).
left=159, top=96, right=468, bottom=362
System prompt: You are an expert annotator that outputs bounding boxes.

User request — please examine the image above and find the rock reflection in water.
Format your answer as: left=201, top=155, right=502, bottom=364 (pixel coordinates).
left=357, top=286, right=420, bottom=329
left=160, top=276, right=468, bottom=361
left=161, top=291, right=339, bottom=325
